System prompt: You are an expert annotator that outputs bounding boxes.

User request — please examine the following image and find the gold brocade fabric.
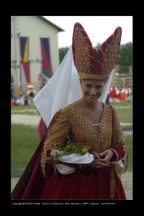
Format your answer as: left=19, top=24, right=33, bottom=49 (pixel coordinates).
left=72, top=23, right=122, bottom=80
left=41, top=104, right=125, bottom=170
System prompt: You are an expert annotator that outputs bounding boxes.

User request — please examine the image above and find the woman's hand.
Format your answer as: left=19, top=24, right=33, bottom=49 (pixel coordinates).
left=88, top=158, right=111, bottom=169
left=88, top=150, right=114, bottom=169
left=99, top=150, right=114, bottom=162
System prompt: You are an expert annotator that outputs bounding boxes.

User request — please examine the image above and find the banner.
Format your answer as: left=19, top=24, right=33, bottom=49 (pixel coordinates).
left=40, top=38, right=53, bottom=79
left=19, top=37, right=30, bottom=83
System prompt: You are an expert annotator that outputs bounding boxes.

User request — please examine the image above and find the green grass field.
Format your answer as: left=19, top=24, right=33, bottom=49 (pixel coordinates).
left=11, top=124, right=39, bottom=169
left=11, top=105, right=38, bottom=115
left=111, top=101, right=132, bottom=123
left=11, top=105, right=36, bottom=110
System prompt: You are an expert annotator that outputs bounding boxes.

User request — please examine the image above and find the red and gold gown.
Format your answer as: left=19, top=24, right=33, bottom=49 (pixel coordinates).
left=11, top=103, right=127, bottom=200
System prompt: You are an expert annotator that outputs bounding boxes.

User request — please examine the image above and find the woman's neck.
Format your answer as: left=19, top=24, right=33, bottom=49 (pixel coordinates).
left=79, top=98, right=99, bottom=110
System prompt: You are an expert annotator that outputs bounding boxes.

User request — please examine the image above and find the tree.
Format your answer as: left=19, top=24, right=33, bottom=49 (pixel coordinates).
left=117, top=42, right=133, bottom=74
left=118, top=42, right=133, bottom=66
left=59, top=47, right=69, bottom=64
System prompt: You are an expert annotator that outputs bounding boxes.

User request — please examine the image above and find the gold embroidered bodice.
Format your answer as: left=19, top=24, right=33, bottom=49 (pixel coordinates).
left=41, top=104, right=125, bottom=165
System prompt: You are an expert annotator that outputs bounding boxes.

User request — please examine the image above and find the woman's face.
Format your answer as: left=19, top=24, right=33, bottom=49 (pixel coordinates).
left=80, top=79, right=105, bottom=102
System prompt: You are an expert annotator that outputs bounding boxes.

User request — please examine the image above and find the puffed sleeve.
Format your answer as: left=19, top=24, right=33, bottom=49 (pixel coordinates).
left=41, top=108, right=70, bottom=176
left=44, top=108, right=70, bottom=148
left=110, top=106, right=128, bottom=162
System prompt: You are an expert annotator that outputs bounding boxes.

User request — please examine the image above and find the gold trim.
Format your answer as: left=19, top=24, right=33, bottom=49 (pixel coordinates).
left=79, top=73, right=109, bottom=81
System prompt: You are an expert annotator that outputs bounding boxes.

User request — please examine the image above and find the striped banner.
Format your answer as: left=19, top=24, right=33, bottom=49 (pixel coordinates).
left=40, top=38, right=53, bottom=79
left=19, top=37, right=30, bottom=83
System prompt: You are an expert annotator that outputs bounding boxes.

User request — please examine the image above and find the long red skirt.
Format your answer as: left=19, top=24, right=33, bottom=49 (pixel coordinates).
left=39, top=166, right=126, bottom=200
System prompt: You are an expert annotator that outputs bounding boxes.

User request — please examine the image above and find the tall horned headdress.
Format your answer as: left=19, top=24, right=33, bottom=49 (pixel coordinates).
left=72, top=22, right=122, bottom=81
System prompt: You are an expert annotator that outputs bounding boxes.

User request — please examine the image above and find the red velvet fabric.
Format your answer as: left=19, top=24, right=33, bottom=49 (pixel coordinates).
left=39, top=166, right=126, bottom=200
left=112, top=145, right=125, bottom=160
left=38, top=118, right=47, bottom=141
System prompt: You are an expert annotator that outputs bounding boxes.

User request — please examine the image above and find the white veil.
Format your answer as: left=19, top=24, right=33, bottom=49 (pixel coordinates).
left=33, top=46, right=113, bottom=127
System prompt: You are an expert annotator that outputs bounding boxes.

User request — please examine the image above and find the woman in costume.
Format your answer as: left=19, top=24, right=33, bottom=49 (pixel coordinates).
left=11, top=22, right=127, bottom=200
